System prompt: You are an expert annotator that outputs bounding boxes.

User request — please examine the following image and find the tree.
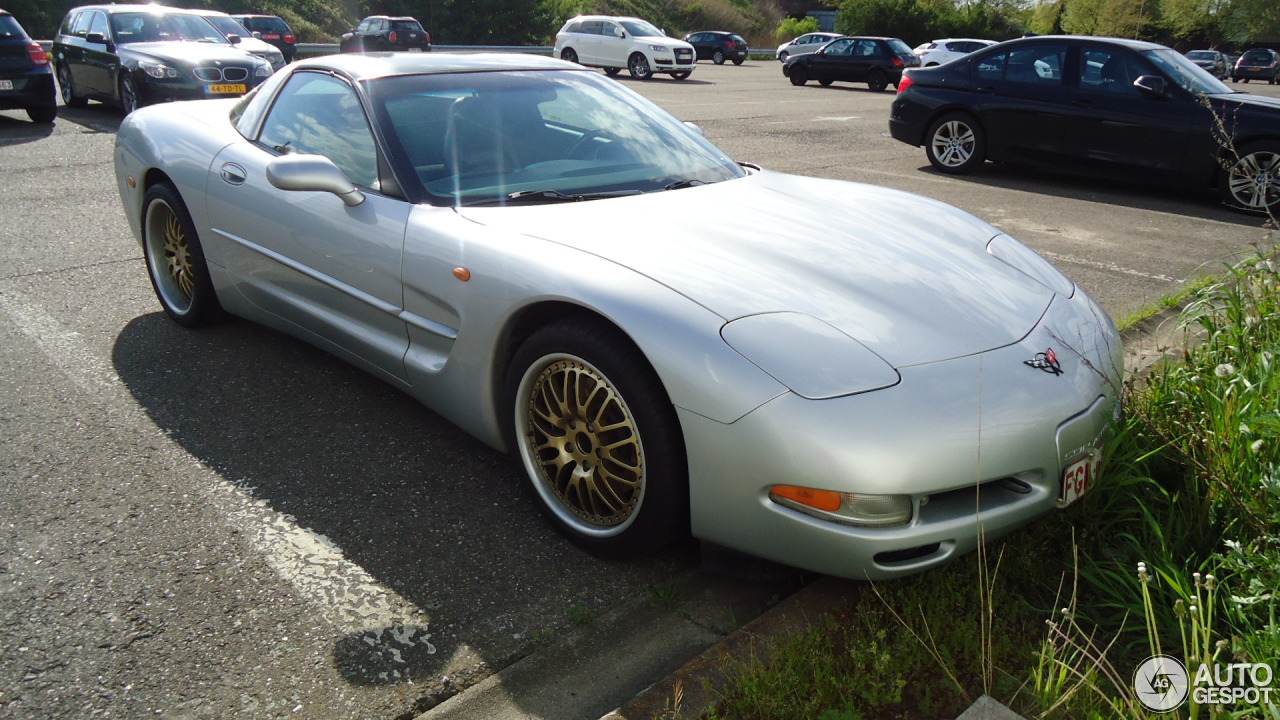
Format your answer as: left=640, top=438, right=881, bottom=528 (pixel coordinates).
left=775, top=16, right=819, bottom=43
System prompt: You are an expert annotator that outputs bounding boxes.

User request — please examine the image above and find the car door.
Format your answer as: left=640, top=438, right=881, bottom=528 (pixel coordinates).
left=205, top=70, right=411, bottom=384
left=1063, top=45, right=1197, bottom=174
left=79, top=10, right=116, bottom=98
left=807, top=37, right=855, bottom=82
left=971, top=43, right=1073, bottom=160
left=597, top=20, right=625, bottom=67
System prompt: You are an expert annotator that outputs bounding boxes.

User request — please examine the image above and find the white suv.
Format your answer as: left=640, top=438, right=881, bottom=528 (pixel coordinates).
left=554, top=15, right=696, bottom=80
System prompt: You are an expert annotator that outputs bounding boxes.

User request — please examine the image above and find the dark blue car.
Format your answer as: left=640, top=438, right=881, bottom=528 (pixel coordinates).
left=0, top=9, right=56, bottom=123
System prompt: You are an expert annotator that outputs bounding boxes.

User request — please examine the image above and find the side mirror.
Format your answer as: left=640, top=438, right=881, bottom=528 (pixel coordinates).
left=86, top=32, right=106, bottom=44
left=267, top=153, right=365, bottom=207
left=252, top=31, right=263, bottom=39
left=1133, top=74, right=1167, bottom=97
left=227, top=34, right=241, bottom=45
left=684, top=121, right=704, bottom=136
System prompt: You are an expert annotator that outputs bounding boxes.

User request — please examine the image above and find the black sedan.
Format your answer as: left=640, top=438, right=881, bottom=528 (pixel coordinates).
left=0, top=9, right=56, bottom=123
left=889, top=36, right=1280, bottom=213
left=683, top=31, right=748, bottom=65
left=784, top=36, right=919, bottom=92
left=52, top=4, right=274, bottom=114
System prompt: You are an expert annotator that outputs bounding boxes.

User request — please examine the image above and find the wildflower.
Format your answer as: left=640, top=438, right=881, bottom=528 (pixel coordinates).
left=1175, top=599, right=1187, bottom=618
left=1205, top=574, right=1217, bottom=591
left=1252, top=439, right=1265, bottom=453
left=1214, top=363, right=1235, bottom=377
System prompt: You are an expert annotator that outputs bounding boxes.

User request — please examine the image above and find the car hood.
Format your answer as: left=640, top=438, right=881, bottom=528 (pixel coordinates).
left=638, top=36, right=692, bottom=50
left=1212, top=91, right=1280, bottom=111
left=458, top=171, right=1057, bottom=368
left=122, top=41, right=257, bottom=66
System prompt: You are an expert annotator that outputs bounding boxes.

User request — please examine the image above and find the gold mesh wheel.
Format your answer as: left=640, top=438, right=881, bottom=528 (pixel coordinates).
left=142, top=184, right=219, bottom=327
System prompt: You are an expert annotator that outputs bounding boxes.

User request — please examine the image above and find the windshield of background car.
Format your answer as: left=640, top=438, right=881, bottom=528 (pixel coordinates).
left=205, top=16, right=250, bottom=39
left=1143, top=48, right=1231, bottom=95
left=620, top=21, right=665, bottom=38
left=367, top=70, right=745, bottom=206
left=110, top=12, right=227, bottom=44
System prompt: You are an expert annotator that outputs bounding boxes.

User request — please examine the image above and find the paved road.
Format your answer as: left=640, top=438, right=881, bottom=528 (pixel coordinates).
left=1, top=61, right=1275, bottom=719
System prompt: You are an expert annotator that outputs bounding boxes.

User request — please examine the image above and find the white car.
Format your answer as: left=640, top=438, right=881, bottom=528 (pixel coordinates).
left=776, top=32, right=842, bottom=62
left=914, top=38, right=998, bottom=66
left=188, top=9, right=286, bottom=71
left=554, top=15, right=696, bottom=80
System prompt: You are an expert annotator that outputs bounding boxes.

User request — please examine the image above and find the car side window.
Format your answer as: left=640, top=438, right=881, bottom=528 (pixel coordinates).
left=855, top=40, right=879, bottom=57
left=1003, top=45, right=1066, bottom=84
left=258, top=73, right=380, bottom=191
left=1080, top=49, right=1145, bottom=94
left=87, top=11, right=108, bottom=38
left=69, top=10, right=93, bottom=37
left=824, top=38, right=855, bottom=56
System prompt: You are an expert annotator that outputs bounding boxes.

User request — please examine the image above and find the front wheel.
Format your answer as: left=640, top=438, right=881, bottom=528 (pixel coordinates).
left=628, top=53, right=652, bottom=80
left=561, top=47, right=578, bottom=64
left=789, top=65, right=808, bottom=86
left=925, top=112, right=986, bottom=174
left=778, top=51, right=789, bottom=63
left=58, top=64, right=87, bottom=108
left=712, top=50, right=725, bottom=65
left=142, top=184, right=221, bottom=327
left=1220, top=141, right=1280, bottom=214
left=867, top=70, right=888, bottom=92
left=507, top=318, right=688, bottom=559
left=118, top=74, right=140, bottom=115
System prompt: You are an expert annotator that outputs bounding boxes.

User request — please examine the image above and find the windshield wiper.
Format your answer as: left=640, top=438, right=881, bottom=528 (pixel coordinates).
left=501, top=189, right=642, bottom=204
left=664, top=179, right=708, bottom=191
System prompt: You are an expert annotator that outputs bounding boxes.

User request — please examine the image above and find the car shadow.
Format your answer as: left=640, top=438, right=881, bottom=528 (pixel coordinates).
left=48, top=103, right=123, bottom=134
left=612, top=75, right=714, bottom=86
left=0, top=112, right=55, bottom=145
left=109, top=312, right=703, bottom=694
left=916, top=160, right=1270, bottom=227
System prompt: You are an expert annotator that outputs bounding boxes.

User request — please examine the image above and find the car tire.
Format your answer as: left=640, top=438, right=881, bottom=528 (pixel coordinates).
left=1219, top=141, right=1280, bottom=214
left=789, top=65, right=808, bottom=86
left=506, top=318, right=688, bottom=559
left=819, top=78, right=833, bottom=87
left=142, top=184, right=221, bottom=328
left=57, top=64, right=87, bottom=108
left=925, top=112, right=986, bottom=174
left=561, top=48, right=578, bottom=64
left=732, top=58, right=744, bottom=66
left=27, top=104, right=56, bottom=124
left=604, top=66, right=621, bottom=76
left=867, top=70, right=889, bottom=92
left=712, top=50, right=725, bottom=65
left=778, top=51, right=789, bottom=63
left=119, top=74, right=140, bottom=115
left=671, top=71, right=691, bottom=80
left=628, top=53, right=652, bottom=80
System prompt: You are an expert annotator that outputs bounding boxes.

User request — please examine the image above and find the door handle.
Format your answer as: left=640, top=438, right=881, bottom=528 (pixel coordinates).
left=220, top=163, right=246, bottom=186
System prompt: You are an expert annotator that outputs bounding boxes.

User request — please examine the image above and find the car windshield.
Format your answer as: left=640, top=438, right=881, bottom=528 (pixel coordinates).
left=111, top=12, right=227, bottom=44
left=204, top=16, right=250, bottom=40
left=620, top=20, right=665, bottom=38
left=1142, top=48, right=1232, bottom=95
left=368, top=70, right=746, bottom=206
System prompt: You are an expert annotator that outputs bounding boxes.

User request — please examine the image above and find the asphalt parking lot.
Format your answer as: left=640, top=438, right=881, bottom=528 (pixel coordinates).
left=2, top=60, right=1277, bottom=720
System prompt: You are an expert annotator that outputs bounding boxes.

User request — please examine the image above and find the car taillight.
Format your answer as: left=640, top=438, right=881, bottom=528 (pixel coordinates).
left=892, top=56, right=904, bottom=68
left=425, top=31, right=431, bottom=44
left=897, top=74, right=913, bottom=93
left=284, top=33, right=294, bottom=43
left=389, top=31, right=398, bottom=43
left=27, top=41, right=49, bottom=66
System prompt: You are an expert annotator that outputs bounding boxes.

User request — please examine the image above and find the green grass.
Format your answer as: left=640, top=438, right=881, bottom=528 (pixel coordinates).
left=702, top=241, right=1280, bottom=720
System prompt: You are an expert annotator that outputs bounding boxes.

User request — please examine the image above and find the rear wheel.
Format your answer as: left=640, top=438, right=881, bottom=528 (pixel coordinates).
left=561, top=47, right=578, bottom=64
left=819, top=78, right=833, bottom=87
left=789, top=65, right=808, bottom=86
left=1220, top=141, right=1280, bottom=214
left=628, top=53, right=652, bottom=80
left=57, top=64, right=86, bottom=108
left=925, top=112, right=986, bottom=174
left=671, top=71, right=691, bottom=80
left=27, top=105, right=56, bottom=123
left=604, top=66, right=621, bottom=76
left=507, top=318, right=688, bottom=559
left=867, top=70, right=888, bottom=92
left=142, top=184, right=221, bottom=327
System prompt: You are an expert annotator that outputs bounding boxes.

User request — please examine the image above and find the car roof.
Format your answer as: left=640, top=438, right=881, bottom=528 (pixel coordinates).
left=71, top=4, right=207, bottom=14
left=569, top=15, right=652, bottom=23
left=1009, top=35, right=1170, bottom=51
left=362, top=16, right=420, bottom=22
left=293, top=52, right=580, bottom=83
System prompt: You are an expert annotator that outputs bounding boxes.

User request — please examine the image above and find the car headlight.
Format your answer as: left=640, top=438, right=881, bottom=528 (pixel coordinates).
left=649, top=44, right=671, bottom=53
left=986, top=233, right=1075, bottom=298
left=137, top=60, right=179, bottom=79
left=721, top=312, right=899, bottom=400
left=255, top=62, right=274, bottom=78
left=769, top=486, right=913, bottom=527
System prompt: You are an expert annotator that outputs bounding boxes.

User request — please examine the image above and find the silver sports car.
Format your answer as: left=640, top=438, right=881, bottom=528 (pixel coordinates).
left=114, top=53, right=1122, bottom=580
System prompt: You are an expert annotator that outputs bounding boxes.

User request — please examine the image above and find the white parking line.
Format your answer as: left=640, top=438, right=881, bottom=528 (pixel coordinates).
left=0, top=287, right=434, bottom=678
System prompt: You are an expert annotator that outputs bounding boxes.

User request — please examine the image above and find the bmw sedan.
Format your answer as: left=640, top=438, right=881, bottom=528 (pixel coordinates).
left=114, top=53, right=1121, bottom=580
left=53, top=4, right=274, bottom=114
left=890, top=36, right=1280, bottom=214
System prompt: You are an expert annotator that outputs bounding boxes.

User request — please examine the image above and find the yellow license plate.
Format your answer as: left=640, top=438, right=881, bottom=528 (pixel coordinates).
left=207, top=83, right=246, bottom=94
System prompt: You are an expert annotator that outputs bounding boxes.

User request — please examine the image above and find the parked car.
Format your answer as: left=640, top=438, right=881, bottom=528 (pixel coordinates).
left=914, top=38, right=998, bottom=66
left=1231, top=47, right=1278, bottom=84
left=188, top=9, right=285, bottom=71
left=339, top=16, right=430, bottom=54
left=889, top=36, right=1280, bottom=213
left=53, top=4, right=274, bottom=114
left=554, top=15, right=696, bottom=80
left=775, top=32, right=841, bottom=63
left=0, top=8, right=56, bottom=123
left=231, top=14, right=296, bottom=63
left=114, top=52, right=1121, bottom=580
left=1185, top=49, right=1229, bottom=79
left=785, top=36, right=920, bottom=92
left=683, top=30, right=748, bottom=65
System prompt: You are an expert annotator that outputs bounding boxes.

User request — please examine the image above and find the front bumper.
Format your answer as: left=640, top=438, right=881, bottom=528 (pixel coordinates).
left=134, top=73, right=264, bottom=105
left=683, top=289, right=1122, bottom=580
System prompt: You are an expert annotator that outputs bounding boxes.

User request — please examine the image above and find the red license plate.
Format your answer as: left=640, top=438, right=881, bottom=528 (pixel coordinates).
left=263, top=33, right=281, bottom=40
left=1060, top=449, right=1101, bottom=507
